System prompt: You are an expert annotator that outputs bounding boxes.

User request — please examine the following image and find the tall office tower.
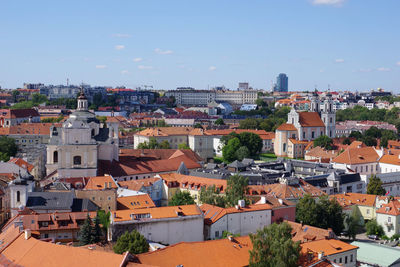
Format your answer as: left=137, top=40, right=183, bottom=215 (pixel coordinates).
left=275, top=73, right=288, bottom=92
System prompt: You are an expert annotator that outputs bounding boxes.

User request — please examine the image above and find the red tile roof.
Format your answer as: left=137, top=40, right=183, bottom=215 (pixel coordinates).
left=118, top=177, right=161, bottom=191
left=330, top=193, right=377, bottom=208
left=0, top=123, right=61, bottom=136
left=117, top=194, right=156, bottom=210
left=83, top=176, right=118, bottom=190
left=287, top=221, right=336, bottom=243
left=8, top=157, right=34, bottom=172
left=276, top=123, right=297, bottom=131
left=376, top=200, right=400, bottom=216
left=0, top=108, right=40, bottom=119
left=332, top=147, right=379, bottom=165
left=298, top=112, right=325, bottom=127
left=300, top=239, right=358, bottom=256
left=159, top=173, right=227, bottom=192
left=379, top=154, right=400, bottom=166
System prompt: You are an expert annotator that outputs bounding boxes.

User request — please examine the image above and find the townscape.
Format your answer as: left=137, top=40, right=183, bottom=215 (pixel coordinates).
left=1, top=1, right=400, bottom=266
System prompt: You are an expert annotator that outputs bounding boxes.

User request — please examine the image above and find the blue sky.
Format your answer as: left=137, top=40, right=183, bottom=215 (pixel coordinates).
left=0, top=0, right=399, bottom=91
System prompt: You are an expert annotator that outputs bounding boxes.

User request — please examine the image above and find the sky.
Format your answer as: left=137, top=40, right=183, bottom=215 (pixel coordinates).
left=0, top=0, right=399, bottom=92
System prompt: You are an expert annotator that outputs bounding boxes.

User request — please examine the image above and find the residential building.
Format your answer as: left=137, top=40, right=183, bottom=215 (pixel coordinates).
left=331, top=193, right=377, bottom=221
left=379, top=154, right=400, bottom=174
left=165, top=88, right=215, bottom=106
left=158, top=172, right=227, bottom=206
left=287, top=221, right=337, bottom=243
left=376, top=171, right=400, bottom=196
left=351, top=241, right=400, bottom=267
left=46, top=92, right=119, bottom=178
left=305, top=172, right=365, bottom=195
left=116, top=194, right=156, bottom=210
left=376, top=199, right=400, bottom=237
left=0, top=108, right=40, bottom=127
left=108, top=205, right=204, bottom=245
left=75, top=189, right=117, bottom=211
left=201, top=201, right=272, bottom=240
left=335, top=120, right=397, bottom=137
left=215, top=90, right=257, bottom=105
left=118, top=177, right=163, bottom=206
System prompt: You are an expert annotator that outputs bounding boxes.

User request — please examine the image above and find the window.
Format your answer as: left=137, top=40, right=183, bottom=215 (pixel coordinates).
left=91, top=129, right=95, bottom=136
left=53, top=151, right=58, bottom=163
left=17, top=191, right=20, bottom=202
left=330, top=117, right=333, bottom=123
left=311, top=131, right=315, bottom=139
left=73, top=156, right=81, bottom=165
left=350, top=254, right=353, bottom=262
left=388, top=217, right=392, bottom=223
left=345, top=256, right=348, bottom=264
left=283, top=143, right=286, bottom=152
left=367, top=209, right=370, bottom=214
left=339, top=258, right=342, bottom=263
left=215, top=231, right=219, bottom=238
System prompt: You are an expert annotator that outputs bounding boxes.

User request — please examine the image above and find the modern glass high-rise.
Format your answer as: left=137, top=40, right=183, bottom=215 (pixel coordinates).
left=275, top=73, right=288, bottom=92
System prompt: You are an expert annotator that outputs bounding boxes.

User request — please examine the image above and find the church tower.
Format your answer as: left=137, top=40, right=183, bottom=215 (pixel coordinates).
left=320, top=93, right=336, bottom=138
left=310, top=91, right=321, bottom=113
left=77, top=91, right=88, bottom=111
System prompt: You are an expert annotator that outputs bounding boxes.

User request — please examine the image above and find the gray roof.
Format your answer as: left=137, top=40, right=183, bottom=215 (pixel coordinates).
left=177, top=162, right=189, bottom=175
left=227, top=160, right=245, bottom=169
left=27, top=192, right=75, bottom=210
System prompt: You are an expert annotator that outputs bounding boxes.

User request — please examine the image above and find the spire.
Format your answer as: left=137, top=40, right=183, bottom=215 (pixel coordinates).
left=77, top=87, right=88, bottom=111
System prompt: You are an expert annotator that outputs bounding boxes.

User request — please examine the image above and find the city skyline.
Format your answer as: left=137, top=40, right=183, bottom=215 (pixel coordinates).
left=1, top=0, right=400, bottom=91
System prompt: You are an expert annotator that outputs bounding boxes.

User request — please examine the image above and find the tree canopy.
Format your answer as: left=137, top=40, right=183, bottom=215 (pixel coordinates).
left=367, top=175, right=386, bottom=195
left=313, top=135, right=333, bottom=150
left=225, top=174, right=248, bottom=207
left=137, top=137, right=170, bottom=149
left=221, top=132, right=262, bottom=162
left=178, top=143, right=190, bottom=149
left=249, top=222, right=301, bottom=267
left=199, top=185, right=226, bottom=207
left=0, top=136, right=18, bottom=162
left=78, top=214, right=102, bottom=246
left=214, top=118, right=225, bottom=125
left=168, top=191, right=195, bottom=206
left=296, top=194, right=344, bottom=235
left=113, top=230, right=149, bottom=254
left=365, top=219, right=384, bottom=237
left=345, top=206, right=363, bottom=240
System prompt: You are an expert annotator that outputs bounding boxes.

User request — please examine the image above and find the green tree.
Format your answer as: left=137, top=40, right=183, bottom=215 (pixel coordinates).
left=222, top=137, right=241, bottom=162
left=97, top=210, right=111, bottom=237
left=92, top=215, right=103, bottom=243
left=113, top=230, right=149, bottom=254
left=345, top=206, right=363, bottom=240
left=225, top=174, right=248, bottom=207
left=137, top=142, right=150, bottom=149
left=31, top=93, right=48, bottom=105
left=362, top=136, right=377, bottom=147
left=367, top=175, right=386, bottom=195
left=365, top=126, right=382, bottom=138
left=158, top=140, right=171, bottom=149
left=79, top=215, right=94, bottom=246
left=313, top=135, right=333, bottom=150
left=157, top=120, right=167, bottom=127
left=168, top=191, right=195, bottom=206
left=0, top=136, right=17, bottom=162
left=178, top=143, right=190, bottom=149
left=239, top=118, right=259, bottom=129
left=214, top=118, right=225, bottom=125
left=255, top=98, right=266, bottom=107
left=148, top=137, right=159, bottom=149
left=342, top=138, right=351, bottom=145
left=238, top=132, right=263, bottom=156
left=295, top=194, right=318, bottom=227
left=249, top=222, right=301, bottom=267
left=349, top=131, right=363, bottom=140
left=236, top=146, right=250, bottom=161
left=194, top=123, right=203, bottom=128
left=199, top=185, right=226, bottom=207
left=316, top=196, right=344, bottom=236
left=366, top=219, right=384, bottom=237
left=11, top=100, right=34, bottom=109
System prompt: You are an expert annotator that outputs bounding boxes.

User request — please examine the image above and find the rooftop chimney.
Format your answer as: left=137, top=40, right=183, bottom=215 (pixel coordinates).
left=318, top=251, right=324, bottom=260
left=24, top=229, right=31, bottom=240
left=260, top=196, right=266, bottom=204
left=238, top=199, right=245, bottom=208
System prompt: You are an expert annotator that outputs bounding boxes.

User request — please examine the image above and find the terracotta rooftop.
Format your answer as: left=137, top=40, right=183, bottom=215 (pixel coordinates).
left=305, top=146, right=338, bottom=160
left=0, top=108, right=40, bottom=119
left=83, top=176, right=118, bottom=190
left=118, top=177, right=161, bottom=191
left=332, top=147, right=379, bottom=165
left=301, top=238, right=358, bottom=256
left=200, top=203, right=272, bottom=225
left=276, top=123, right=297, bottom=131
left=248, top=179, right=325, bottom=199
left=379, top=154, right=400, bottom=166
left=376, top=200, right=400, bottom=216
left=0, top=123, right=61, bottom=136
left=287, top=221, right=336, bottom=243
left=159, top=173, right=227, bottom=193
left=298, top=112, right=325, bottom=127
left=113, top=205, right=202, bottom=222
left=117, top=194, right=156, bottom=210
left=135, top=127, right=194, bottom=137
left=119, top=149, right=203, bottom=162
left=8, top=157, right=34, bottom=172
left=289, top=138, right=311, bottom=145
left=330, top=193, right=377, bottom=208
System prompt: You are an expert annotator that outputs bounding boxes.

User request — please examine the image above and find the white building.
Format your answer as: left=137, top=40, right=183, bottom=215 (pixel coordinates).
left=109, top=205, right=204, bottom=245
left=376, top=200, right=400, bottom=238
left=200, top=201, right=272, bottom=240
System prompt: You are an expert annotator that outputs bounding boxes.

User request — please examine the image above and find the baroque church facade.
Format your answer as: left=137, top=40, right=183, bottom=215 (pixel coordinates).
left=274, top=93, right=336, bottom=158
left=46, top=92, right=119, bottom=178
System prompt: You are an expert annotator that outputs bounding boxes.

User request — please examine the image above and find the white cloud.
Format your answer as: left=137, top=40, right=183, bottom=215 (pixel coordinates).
left=377, top=67, right=391, bottom=72
left=335, top=58, right=345, bottom=63
left=115, top=45, right=125, bottom=50
left=121, top=70, right=129, bottom=74
left=209, top=66, right=217, bottom=71
left=138, top=65, right=153, bottom=70
left=312, top=0, right=346, bottom=6
left=133, top=57, right=143, bottom=62
left=154, top=48, right=173, bottom=55
left=396, top=61, right=400, bottom=66
left=95, top=65, right=107, bottom=69
left=112, top=33, right=131, bottom=38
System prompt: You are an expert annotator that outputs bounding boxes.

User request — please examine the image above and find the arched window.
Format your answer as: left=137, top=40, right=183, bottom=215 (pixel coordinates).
left=17, top=191, right=20, bottom=202
left=91, top=129, right=95, bottom=136
left=73, top=156, right=81, bottom=165
left=53, top=151, right=58, bottom=163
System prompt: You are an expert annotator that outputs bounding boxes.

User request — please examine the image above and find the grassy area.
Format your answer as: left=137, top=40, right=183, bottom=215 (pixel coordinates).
left=213, top=157, right=224, bottom=164
left=259, top=153, right=277, bottom=159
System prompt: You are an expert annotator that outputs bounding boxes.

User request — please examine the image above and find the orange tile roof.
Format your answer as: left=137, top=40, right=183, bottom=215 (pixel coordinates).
left=8, top=157, right=34, bottom=172
left=332, top=147, right=379, bottom=165
left=0, top=123, right=61, bottom=136
left=300, top=239, right=358, bottom=256
left=330, top=193, right=377, bottom=208
left=83, top=176, right=118, bottom=190
left=379, top=154, right=400, bottom=166
left=118, top=177, right=161, bottom=191
left=113, top=205, right=202, bottom=222
left=136, top=236, right=253, bottom=267
left=298, top=112, right=325, bottom=127
left=289, top=138, right=311, bottom=145
left=287, top=221, right=336, bottom=243
left=200, top=203, right=272, bottom=225
left=1, top=233, right=127, bottom=267
left=376, top=200, right=400, bottom=216
left=0, top=108, right=39, bottom=119
left=305, top=147, right=338, bottom=159
left=117, top=194, right=156, bottom=210
left=159, top=173, right=227, bottom=192
left=276, top=123, right=297, bottom=131
left=119, top=149, right=203, bottom=162
left=248, top=179, right=325, bottom=199
left=136, top=127, right=194, bottom=137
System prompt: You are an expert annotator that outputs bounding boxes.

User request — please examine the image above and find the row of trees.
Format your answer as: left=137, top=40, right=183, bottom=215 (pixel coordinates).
left=221, top=132, right=263, bottom=162
left=169, top=174, right=249, bottom=208
left=348, top=126, right=398, bottom=148
left=0, top=136, right=18, bottom=162
left=78, top=211, right=110, bottom=246
left=137, top=137, right=171, bottom=149
left=237, top=106, right=291, bottom=132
